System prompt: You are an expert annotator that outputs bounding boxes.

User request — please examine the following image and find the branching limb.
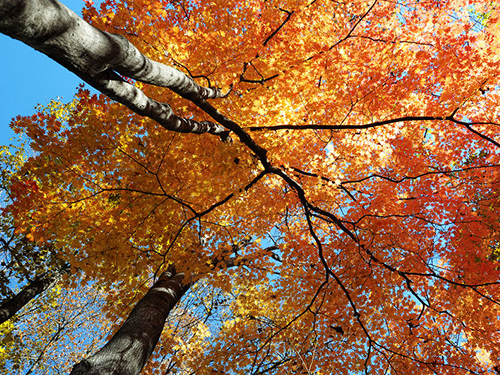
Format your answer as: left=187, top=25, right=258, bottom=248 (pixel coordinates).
left=87, top=69, right=228, bottom=135
left=0, top=0, right=230, bottom=137
left=247, top=115, right=500, bottom=132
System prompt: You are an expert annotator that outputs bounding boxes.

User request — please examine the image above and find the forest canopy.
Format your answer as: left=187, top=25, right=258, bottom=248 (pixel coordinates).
left=2, top=0, right=500, bottom=373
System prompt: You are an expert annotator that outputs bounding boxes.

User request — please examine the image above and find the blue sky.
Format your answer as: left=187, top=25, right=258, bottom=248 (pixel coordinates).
left=0, top=0, right=97, bottom=147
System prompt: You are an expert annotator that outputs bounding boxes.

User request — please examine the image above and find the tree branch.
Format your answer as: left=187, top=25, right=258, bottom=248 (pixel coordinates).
left=0, top=0, right=229, bottom=137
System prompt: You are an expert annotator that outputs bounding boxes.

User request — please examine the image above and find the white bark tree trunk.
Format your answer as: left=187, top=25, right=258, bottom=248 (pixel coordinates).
left=0, top=0, right=229, bottom=137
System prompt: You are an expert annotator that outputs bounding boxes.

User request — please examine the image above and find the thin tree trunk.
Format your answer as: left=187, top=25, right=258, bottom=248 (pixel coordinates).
left=0, top=263, right=70, bottom=324
left=70, top=266, right=190, bottom=375
left=0, top=0, right=229, bottom=137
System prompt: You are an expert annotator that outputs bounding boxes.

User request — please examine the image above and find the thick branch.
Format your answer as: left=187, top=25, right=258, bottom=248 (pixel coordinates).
left=88, top=69, right=228, bottom=135
left=0, top=0, right=228, bottom=136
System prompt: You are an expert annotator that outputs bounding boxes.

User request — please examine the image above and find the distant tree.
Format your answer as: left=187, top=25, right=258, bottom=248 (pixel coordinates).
left=0, top=263, right=70, bottom=325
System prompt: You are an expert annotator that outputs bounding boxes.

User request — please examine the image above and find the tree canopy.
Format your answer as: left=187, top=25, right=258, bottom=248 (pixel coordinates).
left=2, top=0, right=500, bottom=373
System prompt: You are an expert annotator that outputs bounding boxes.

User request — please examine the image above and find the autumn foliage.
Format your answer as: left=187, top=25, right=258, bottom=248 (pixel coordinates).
left=4, top=0, right=500, bottom=373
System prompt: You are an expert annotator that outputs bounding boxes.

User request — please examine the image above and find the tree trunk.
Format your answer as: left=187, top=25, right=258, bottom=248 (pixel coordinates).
left=0, top=0, right=228, bottom=137
left=0, top=263, right=70, bottom=324
left=70, top=266, right=190, bottom=375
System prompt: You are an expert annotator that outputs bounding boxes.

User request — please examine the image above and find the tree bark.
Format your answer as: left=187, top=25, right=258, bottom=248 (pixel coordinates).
left=70, top=266, right=190, bottom=375
left=0, top=0, right=229, bottom=137
left=0, top=263, right=70, bottom=324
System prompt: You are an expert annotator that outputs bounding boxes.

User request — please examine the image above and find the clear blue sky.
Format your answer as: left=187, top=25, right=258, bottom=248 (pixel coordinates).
left=0, top=0, right=99, bottom=147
